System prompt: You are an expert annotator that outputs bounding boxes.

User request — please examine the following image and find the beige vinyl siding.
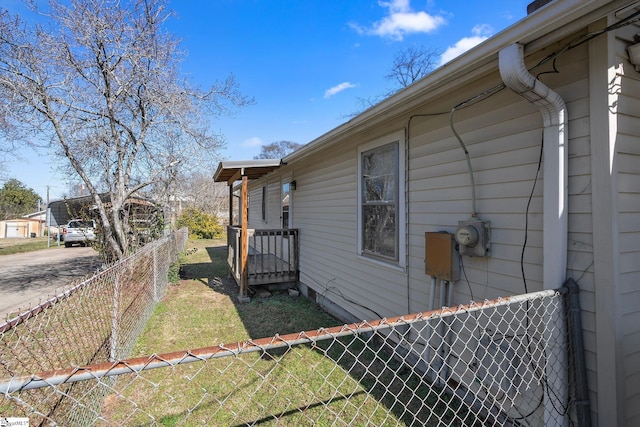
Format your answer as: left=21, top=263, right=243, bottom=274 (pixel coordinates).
left=564, top=46, right=600, bottom=422
left=400, top=41, right=590, bottom=424
left=418, top=72, right=545, bottom=206
left=251, top=182, right=268, bottom=227
left=617, top=21, right=640, bottom=425
left=247, top=185, right=264, bottom=226
left=267, top=179, right=281, bottom=227
left=406, top=84, right=548, bottom=312
left=405, top=35, right=597, bottom=420
left=229, top=9, right=640, bottom=426
left=246, top=178, right=283, bottom=228
left=243, top=146, right=383, bottom=321
left=288, top=136, right=410, bottom=321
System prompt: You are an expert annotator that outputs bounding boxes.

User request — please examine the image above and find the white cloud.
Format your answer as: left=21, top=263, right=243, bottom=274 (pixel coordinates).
left=242, top=136, right=263, bottom=148
left=380, top=0, right=411, bottom=13
left=439, top=24, right=493, bottom=65
left=324, top=82, right=357, bottom=99
left=350, top=0, right=445, bottom=41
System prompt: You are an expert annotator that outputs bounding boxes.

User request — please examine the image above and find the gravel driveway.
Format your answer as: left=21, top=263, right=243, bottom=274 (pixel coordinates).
left=0, top=246, right=102, bottom=318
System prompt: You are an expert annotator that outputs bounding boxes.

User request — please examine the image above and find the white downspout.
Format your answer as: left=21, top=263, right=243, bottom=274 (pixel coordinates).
left=499, top=43, right=568, bottom=426
left=499, top=43, right=568, bottom=290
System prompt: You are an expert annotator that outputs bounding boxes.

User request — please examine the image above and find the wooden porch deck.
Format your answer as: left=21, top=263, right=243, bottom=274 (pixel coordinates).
left=228, top=227, right=299, bottom=289
left=247, top=252, right=298, bottom=286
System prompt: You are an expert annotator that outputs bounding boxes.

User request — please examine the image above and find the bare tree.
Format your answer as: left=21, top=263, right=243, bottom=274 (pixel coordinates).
left=0, top=0, right=252, bottom=259
left=385, top=45, right=441, bottom=88
left=174, top=171, right=228, bottom=215
left=254, top=140, right=302, bottom=159
left=349, top=45, right=441, bottom=116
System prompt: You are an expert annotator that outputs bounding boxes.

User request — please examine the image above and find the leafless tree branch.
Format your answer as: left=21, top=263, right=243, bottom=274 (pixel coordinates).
left=0, top=0, right=253, bottom=259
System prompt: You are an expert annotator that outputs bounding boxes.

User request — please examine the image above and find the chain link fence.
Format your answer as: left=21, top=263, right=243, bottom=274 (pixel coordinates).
left=0, top=228, right=187, bottom=425
left=1, top=284, right=583, bottom=426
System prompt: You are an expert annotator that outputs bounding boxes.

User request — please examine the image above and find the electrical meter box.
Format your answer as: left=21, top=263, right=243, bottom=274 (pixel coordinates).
left=455, top=219, right=491, bottom=257
left=425, top=232, right=460, bottom=281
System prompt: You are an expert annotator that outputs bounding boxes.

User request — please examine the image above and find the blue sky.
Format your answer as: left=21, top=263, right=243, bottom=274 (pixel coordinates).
left=1, top=0, right=532, bottom=200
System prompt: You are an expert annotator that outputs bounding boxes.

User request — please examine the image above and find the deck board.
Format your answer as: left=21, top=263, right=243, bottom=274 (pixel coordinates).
left=248, top=253, right=297, bottom=286
left=227, top=227, right=299, bottom=288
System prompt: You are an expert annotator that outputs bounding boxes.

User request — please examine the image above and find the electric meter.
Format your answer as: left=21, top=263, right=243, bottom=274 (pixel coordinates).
left=455, top=220, right=490, bottom=257
left=454, top=225, right=479, bottom=247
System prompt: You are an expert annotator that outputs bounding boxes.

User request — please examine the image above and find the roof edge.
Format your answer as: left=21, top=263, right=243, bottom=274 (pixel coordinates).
left=213, top=159, right=282, bottom=183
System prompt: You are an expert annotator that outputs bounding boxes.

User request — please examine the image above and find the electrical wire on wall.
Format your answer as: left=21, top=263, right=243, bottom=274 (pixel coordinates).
left=449, top=83, right=506, bottom=219
left=403, top=17, right=640, bottom=421
left=314, top=276, right=431, bottom=351
left=521, top=135, right=544, bottom=295
left=310, top=276, right=385, bottom=321
left=530, top=7, right=640, bottom=75
left=451, top=4, right=640, bottom=266
left=311, top=14, right=640, bottom=423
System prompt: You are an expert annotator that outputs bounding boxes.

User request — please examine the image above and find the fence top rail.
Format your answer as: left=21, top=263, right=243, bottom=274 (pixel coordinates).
left=0, top=287, right=564, bottom=394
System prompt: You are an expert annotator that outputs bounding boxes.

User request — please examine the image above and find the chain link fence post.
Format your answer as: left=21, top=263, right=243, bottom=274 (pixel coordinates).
left=109, top=269, right=120, bottom=362
left=153, top=244, right=158, bottom=302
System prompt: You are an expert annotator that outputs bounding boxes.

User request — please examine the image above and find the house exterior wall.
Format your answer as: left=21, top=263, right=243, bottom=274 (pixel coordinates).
left=249, top=135, right=410, bottom=322
left=583, top=15, right=640, bottom=426
left=243, top=8, right=640, bottom=425
left=0, top=219, right=44, bottom=238
left=248, top=32, right=593, bottom=420
left=611, top=18, right=640, bottom=427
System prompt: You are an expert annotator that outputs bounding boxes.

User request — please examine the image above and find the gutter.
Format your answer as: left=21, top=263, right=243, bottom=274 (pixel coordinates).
left=498, top=43, right=568, bottom=290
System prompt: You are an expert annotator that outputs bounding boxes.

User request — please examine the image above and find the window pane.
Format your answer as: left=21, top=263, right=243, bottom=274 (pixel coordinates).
left=362, top=144, right=397, bottom=202
left=261, top=186, right=267, bottom=221
left=361, top=141, right=398, bottom=261
left=282, top=182, right=290, bottom=229
left=363, top=205, right=396, bottom=259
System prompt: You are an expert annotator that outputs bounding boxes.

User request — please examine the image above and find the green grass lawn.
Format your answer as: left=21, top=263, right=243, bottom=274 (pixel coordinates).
left=101, top=237, right=469, bottom=426
left=0, top=237, right=58, bottom=255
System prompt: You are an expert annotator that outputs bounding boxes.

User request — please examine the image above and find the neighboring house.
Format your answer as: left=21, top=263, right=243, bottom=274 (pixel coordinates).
left=0, top=217, right=44, bottom=238
left=23, top=210, right=46, bottom=222
left=214, top=1, right=640, bottom=425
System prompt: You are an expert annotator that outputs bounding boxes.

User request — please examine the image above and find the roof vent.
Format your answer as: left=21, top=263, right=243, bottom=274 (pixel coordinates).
left=527, top=0, right=554, bottom=14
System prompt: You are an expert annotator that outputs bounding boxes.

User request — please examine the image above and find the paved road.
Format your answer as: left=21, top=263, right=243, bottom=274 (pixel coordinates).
left=0, top=246, right=102, bottom=318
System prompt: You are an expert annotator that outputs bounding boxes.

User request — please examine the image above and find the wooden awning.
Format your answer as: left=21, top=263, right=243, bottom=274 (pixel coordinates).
left=213, top=159, right=282, bottom=185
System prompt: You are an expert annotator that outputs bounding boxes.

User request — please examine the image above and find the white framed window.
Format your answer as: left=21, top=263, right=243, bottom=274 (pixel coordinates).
left=261, top=186, right=267, bottom=221
left=358, top=131, right=405, bottom=267
left=282, top=181, right=291, bottom=229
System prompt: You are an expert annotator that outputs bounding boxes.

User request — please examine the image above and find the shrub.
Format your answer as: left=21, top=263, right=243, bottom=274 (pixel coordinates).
left=176, top=208, right=223, bottom=239
left=168, top=260, right=181, bottom=284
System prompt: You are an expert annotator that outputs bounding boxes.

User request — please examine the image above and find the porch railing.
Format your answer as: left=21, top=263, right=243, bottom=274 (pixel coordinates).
left=227, top=226, right=299, bottom=288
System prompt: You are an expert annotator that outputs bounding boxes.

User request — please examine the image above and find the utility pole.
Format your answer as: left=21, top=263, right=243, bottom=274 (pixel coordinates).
left=46, top=185, right=52, bottom=246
